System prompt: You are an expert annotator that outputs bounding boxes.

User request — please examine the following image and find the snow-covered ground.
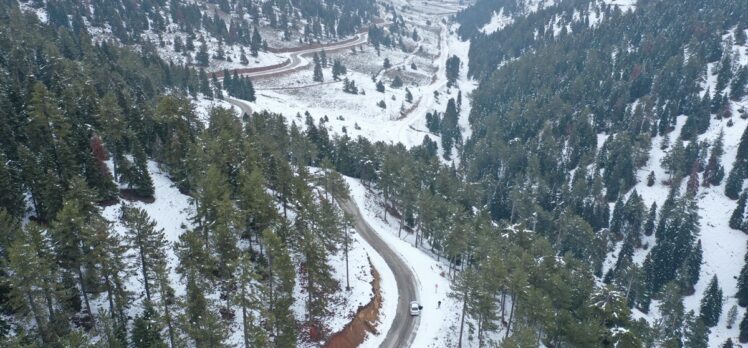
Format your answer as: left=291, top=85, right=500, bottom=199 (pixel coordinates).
left=101, top=161, right=193, bottom=310
left=237, top=15, right=476, bottom=162
left=193, top=95, right=236, bottom=123
left=480, top=9, right=514, bottom=34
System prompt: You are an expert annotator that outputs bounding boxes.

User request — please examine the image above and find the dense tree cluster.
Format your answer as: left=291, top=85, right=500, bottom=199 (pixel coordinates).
left=2, top=0, right=748, bottom=346
left=0, top=2, right=350, bottom=346
left=24, top=0, right=375, bottom=47
left=449, top=0, right=748, bottom=345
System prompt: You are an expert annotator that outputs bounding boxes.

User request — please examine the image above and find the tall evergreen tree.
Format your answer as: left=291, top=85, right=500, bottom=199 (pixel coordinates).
left=251, top=27, right=262, bottom=57
left=643, top=202, right=657, bottom=236
left=234, top=253, right=267, bottom=348
left=51, top=177, right=109, bottom=327
left=131, top=301, right=167, bottom=348
left=683, top=310, right=709, bottom=348
left=736, top=242, right=748, bottom=307
left=313, top=59, right=324, bottom=82
left=700, top=275, right=723, bottom=327
left=181, top=274, right=226, bottom=347
left=440, top=98, right=459, bottom=160
left=6, top=223, right=61, bottom=344
left=730, top=191, right=748, bottom=230
left=0, top=153, right=24, bottom=217
left=726, top=164, right=744, bottom=200
left=740, top=309, right=748, bottom=343
left=263, top=228, right=297, bottom=346
left=122, top=206, right=168, bottom=303
left=196, top=41, right=210, bottom=66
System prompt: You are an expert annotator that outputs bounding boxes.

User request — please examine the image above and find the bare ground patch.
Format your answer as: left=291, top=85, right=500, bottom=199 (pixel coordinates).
left=324, top=258, right=382, bottom=348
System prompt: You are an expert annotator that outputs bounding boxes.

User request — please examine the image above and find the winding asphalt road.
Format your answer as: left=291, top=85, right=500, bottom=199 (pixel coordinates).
left=238, top=31, right=369, bottom=79
left=226, top=97, right=421, bottom=347
left=225, top=97, right=253, bottom=117
left=337, top=197, right=419, bottom=348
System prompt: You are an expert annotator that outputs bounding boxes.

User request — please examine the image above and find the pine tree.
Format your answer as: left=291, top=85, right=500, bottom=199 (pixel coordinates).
left=737, top=125, right=748, bottom=167
left=723, top=338, right=735, bottom=348
left=152, top=256, right=178, bottom=348
left=390, top=75, right=403, bottom=88
left=700, top=275, right=723, bottom=327
left=376, top=80, right=385, bottom=92
left=199, top=68, right=213, bottom=99
left=737, top=242, right=748, bottom=307
left=658, top=282, right=686, bottom=346
left=263, top=228, right=297, bottom=346
left=731, top=191, right=748, bottom=230
left=313, top=59, right=324, bottom=82
left=610, top=197, right=625, bottom=237
left=6, top=222, right=60, bottom=343
left=237, top=166, right=275, bottom=243
left=131, top=301, right=167, bottom=348
left=212, top=74, right=223, bottom=99
left=295, top=191, right=338, bottom=331
left=196, top=41, right=210, bottom=66
left=726, top=164, right=744, bottom=200
left=740, top=309, right=748, bottom=343
left=97, top=308, right=127, bottom=348
left=683, top=310, right=709, bottom=348
left=331, top=59, right=346, bottom=80
left=95, top=227, right=130, bottom=334
left=732, top=66, right=747, bottom=100
left=646, top=171, right=655, bottom=186
left=251, top=27, right=262, bottom=56
left=643, top=202, right=657, bottom=236
left=704, top=131, right=726, bottom=187
left=131, top=140, right=155, bottom=197
left=240, top=47, right=249, bottom=65
left=445, top=55, right=461, bottom=84
left=727, top=304, right=739, bottom=329
left=234, top=253, right=267, bottom=348
left=173, top=36, right=183, bottom=52
left=0, top=153, right=24, bottom=216
left=405, top=88, right=413, bottom=103
left=122, top=206, right=168, bottom=303
left=25, top=82, right=76, bottom=185
left=678, top=240, right=702, bottom=295
left=716, top=50, right=733, bottom=92
left=51, top=177, right=109, bottom=327
left=181, top=274, right=226, bottom=347
left=440, top=98, right=459, bottom=160
left=86, top=134, right=117, bottom=201
left=319, top=49, right=327, bottom=68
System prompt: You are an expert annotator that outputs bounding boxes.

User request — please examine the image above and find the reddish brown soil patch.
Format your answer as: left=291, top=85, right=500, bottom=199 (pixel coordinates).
left=324, top=260, right=382, bottom=348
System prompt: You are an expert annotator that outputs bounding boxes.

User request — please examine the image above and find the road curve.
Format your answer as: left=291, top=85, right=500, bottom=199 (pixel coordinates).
left=241, top=31, right=369, bottom=79
left=225, top=97, right=253, bottom=117
left=336, top=197, right=419, bottom=348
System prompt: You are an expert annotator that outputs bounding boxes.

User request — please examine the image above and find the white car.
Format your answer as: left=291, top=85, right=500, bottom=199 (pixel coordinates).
left=410, top=301, right=422, bottom=316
